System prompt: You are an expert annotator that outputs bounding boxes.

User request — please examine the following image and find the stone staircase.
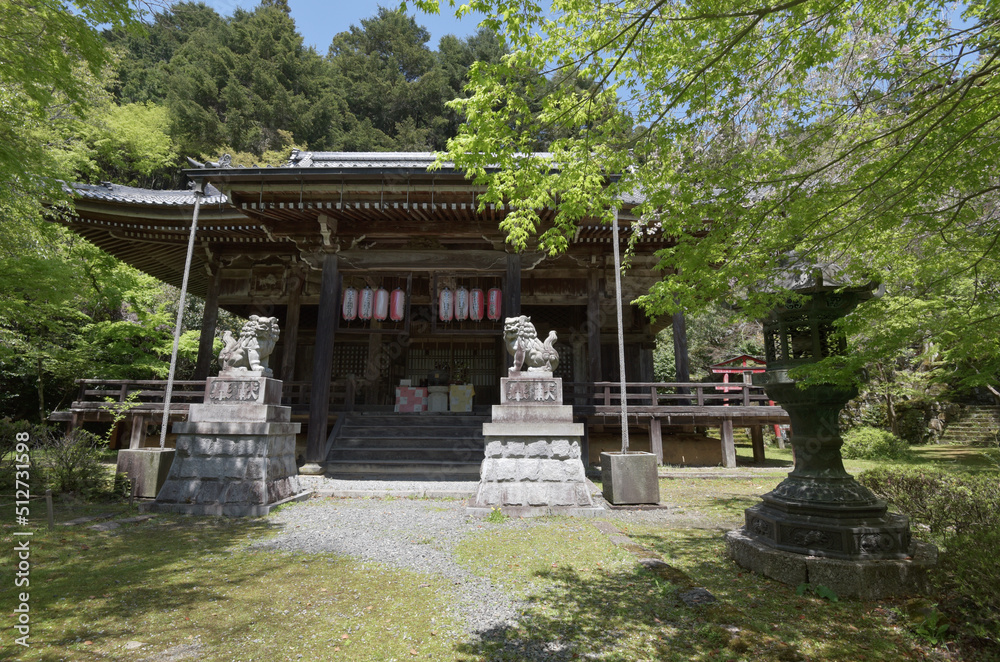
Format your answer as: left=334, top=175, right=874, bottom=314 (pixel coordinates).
left=938, top=405, right=1000, bottom=445
left=324, top=412, right=488, bottom=480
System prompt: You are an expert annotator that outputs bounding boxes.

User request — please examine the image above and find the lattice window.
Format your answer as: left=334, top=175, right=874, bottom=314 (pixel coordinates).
left=331, top=343, right=368, bottom=379
left=405, top=340, right=496, bottom=388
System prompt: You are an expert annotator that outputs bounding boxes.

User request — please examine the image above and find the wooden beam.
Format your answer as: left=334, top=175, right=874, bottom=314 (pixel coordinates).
left=721, top=419, right=736, bottom=468
left=194, top=267, right=222, bottom=380
left=750, top=425, right=766, bottom=464
left=649, top=417, right=663, bottom=464
left=305, top=255, right=339, bottom=465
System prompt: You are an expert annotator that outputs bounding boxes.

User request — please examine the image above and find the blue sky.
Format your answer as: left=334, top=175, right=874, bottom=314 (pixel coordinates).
left=199, top=1, right=485, bottom=53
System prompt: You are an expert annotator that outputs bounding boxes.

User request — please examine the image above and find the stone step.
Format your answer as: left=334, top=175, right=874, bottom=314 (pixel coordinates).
left=329, top=448, right=485, bottom=462
left=324, top=459, right=482, bottom=481
left=334, top=436, right=484, bottom=449
left=348, top=413, right=489, bottom=426
left=336, top=425, right=485, bottom=437
left=326, top=411, right=488, bottom=479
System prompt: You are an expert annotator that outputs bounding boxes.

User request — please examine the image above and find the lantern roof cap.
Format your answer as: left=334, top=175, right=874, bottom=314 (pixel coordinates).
left=763, top=256, right=879, bottom=295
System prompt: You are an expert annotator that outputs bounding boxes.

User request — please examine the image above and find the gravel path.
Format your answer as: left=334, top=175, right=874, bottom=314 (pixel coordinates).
left=249, top=496, right=527, bottom=636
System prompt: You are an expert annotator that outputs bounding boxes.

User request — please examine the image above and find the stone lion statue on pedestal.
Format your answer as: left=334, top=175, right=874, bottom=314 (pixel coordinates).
left=219, top=315, right=280, bottom=377
left=504, top=315, right=559, bottom=375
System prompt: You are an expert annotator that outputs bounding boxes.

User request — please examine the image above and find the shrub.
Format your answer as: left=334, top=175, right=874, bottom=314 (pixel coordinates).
left=37, top=429, right=108, bottom=498
left=0, top=419, right=52, bottom=493
left=859, top=467, right=1000, bottom=651
left=841, top=426, right=910, bottom=460
left=857, top=467, right=1000, bottom=537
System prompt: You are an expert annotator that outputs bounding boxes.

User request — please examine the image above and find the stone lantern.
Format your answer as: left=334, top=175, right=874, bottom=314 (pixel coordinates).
left=726, top=262, right=935, bottom=597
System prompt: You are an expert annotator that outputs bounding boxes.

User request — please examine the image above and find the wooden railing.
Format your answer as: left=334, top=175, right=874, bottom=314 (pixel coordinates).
left=564, top=381, right=780, bottom=412
left=72, top=379, right=206, bottom=411
left=70, top=377, right=357, bottom=413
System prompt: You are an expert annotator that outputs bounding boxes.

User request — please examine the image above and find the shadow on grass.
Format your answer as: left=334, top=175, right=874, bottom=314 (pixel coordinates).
left=0, top=514, right=287, bottom=659
left=454, top=528, right=926, bottom=662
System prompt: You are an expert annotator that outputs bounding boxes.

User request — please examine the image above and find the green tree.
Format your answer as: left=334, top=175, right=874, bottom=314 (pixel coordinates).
left=164, top=1, right=340, bottom=155
left=0, top=1, right=146, bottom=236
left=327, top=7, right=450, bottom=150
left=414, top=0, right=1000, bottom=388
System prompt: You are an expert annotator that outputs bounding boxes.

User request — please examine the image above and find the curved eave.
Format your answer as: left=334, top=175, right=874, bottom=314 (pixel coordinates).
left=62, top=199, right=265, bottom=298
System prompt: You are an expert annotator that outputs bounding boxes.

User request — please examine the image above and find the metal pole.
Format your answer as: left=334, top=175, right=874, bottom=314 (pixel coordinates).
left=611, top=207, right=629, bottom=453
left=159, top=183, right=203, bottom=448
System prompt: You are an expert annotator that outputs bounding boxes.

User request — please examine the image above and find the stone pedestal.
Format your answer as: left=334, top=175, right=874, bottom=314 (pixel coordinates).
left=469, top=374, right=602, bottom=517
left=116, top=448, right=175, bottom=498
left=725, top=529, right=937, bottom=599
left=148, top=373, right=306, bottom=516
left=427, top=385, right=450, bottom=412
left=600, top=452, right=660, bottom=505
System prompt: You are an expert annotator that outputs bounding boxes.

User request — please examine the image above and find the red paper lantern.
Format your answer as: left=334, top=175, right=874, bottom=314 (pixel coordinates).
left=439, top=287, right=454, bottom=322
left=487, top=288, right=502, bottom=321
left=342, top=287, right=358, bottom=321
left=455, top=287, right=469, bottom=321
left=359, top=287, right=374, bottom=320
left=374, top=288, right=390, bottom=321
left=389, top=288, right=406, bottom=321
left=470, top=288, right=484, bottom=321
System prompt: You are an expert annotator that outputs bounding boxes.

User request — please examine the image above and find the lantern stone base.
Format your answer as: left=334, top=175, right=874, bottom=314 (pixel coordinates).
left=468, top=375, right=602, bottom=517
left=726, top=529, right=937, bottom=599
left=149, top=374, right=306, bottom=517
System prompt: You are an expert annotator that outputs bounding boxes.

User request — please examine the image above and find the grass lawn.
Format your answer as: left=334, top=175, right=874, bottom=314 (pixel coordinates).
left=1, top=444, right=996, bottom=660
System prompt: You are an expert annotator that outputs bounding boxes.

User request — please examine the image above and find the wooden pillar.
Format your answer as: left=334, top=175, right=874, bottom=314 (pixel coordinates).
left=505, top=253, right=521, bottom=318
left=587, top=269, right=602, bottom=382
left=281, top=274, right=303, bottom=382
left=194, top=267, right=222, bottom=380
left=649, top=417, right=663, bottom=464
left=750, top=425, right=766, bottom=464
left=721, top=419, right=736, bottom=468
left=304, top=255, right=339, bottom=468
left=672, top=310, right=690, bottom=383
left=505, top=253, right=521, bottom=371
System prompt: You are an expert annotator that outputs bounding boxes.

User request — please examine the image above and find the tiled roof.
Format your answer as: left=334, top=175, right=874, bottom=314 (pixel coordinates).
left=285, top=150, right=453, bottom=169
left=70, top=182, right=227, bottom=205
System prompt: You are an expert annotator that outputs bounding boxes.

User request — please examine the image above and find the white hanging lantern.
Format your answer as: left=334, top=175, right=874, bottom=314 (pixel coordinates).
left=389, top=288, right=406, bottom=321
left=359, top=287, right=374, bottom=320
left=487, top=287, right=502, bottom=321
left=342, top=286, right=358, bottom=321
left=439, top=287, right=454, bottom=322
left=470, top=288, right=485, bottom=321
left=455, top=286, right=469, bottom=321
left=374, top=288, right=390, bottom=321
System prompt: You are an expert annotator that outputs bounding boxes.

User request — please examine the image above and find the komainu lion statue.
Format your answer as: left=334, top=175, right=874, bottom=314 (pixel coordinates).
left=219, top=315, right=280, bottom=377
left=504, top=315, right=559, bottom=375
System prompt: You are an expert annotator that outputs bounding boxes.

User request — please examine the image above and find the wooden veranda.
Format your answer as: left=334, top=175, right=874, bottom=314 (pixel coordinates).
left=53, top=378, right=789, bottom=469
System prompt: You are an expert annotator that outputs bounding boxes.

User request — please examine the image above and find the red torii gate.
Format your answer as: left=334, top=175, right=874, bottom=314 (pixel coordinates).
left=709, top=355, right=783, bottom=440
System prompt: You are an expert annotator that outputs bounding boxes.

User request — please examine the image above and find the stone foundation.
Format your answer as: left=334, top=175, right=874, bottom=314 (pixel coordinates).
left=469, top=375, right=602, bottom=517
left=726, top=528, right=937, bottom=599
left=149, top=374, right=305, bottom=516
